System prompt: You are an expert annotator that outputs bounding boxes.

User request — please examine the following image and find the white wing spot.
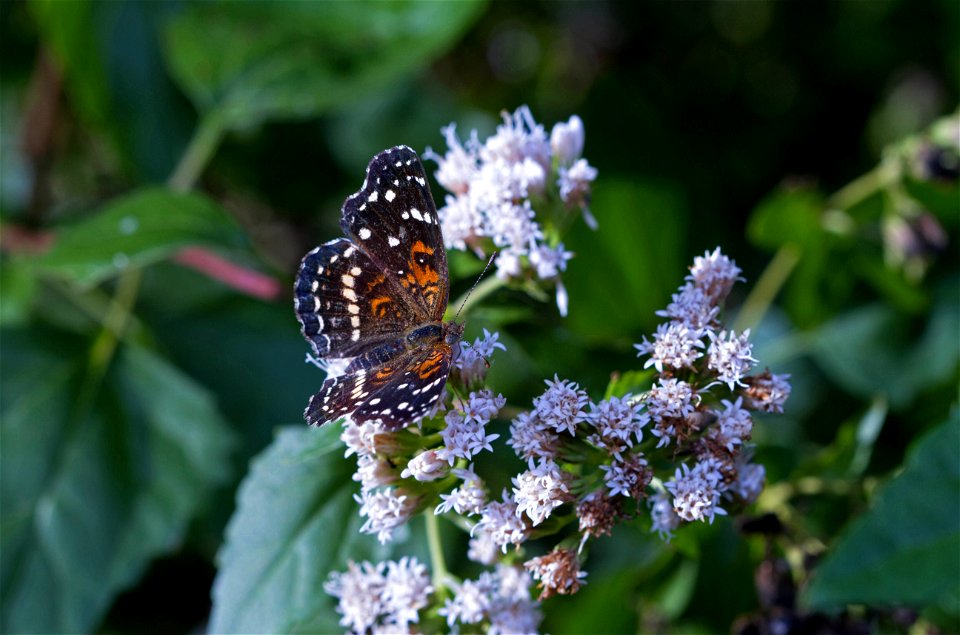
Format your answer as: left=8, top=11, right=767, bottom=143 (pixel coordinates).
left=350, top=266, right=361, bottom=276
left=313, top=297, right=320, bottom=310
left=395, top=160, right=402, bottom=167
left=351, top=329, right=360, bottom=341
left=351, top=315, right=360, bottom=327
left=343, top=288, right=358, bottom=302
left=388, top=236, right=400, bottom=247
left=358, top=227, right=372, bottom=240
left=342, top=274, right=355, bottom=287
left=368, top=191, right=379, bottom=202
left=329, top=255, right=339, bottom=263
left=424, top=212, right=432, bottom=223
left=398, top=402, right=409, bottom=409
left=369, top=398, right=381, bottom=405
left=385, top=190, right=396, bottom=202
left=311, top=280, right=319, bottom=292
left=401, top=211, right=410, bottom=219
left=343, top=246, right=356, bottom=258
left=410, top=208, right=423, bottom=221
left=348, top=304, right=359, bottom=314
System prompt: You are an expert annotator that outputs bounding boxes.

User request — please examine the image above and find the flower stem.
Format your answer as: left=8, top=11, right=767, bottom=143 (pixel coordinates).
left=425, top=511, right=449, bottom=594
left=168, top=110, right=226, bottom=193
left=77, top=266, right=143, bottom=416
left=448, top=274, right=506, bottom=320
left=826, top=158, right=899, bottom=211
left=734, top=245, right=801, bottom=333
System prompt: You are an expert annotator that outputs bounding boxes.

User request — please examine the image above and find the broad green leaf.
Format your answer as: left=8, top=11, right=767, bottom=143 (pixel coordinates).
left=0, top=332, right=235, bottom=633
left=564, top=179, right=687, bottom=343
left=164, top=1, right=485, bottom=131
left=36, top=187, right=246, bottom=287
left=809, top=280, right=959, bottom=409
left=802, top=414, right=960, bottom=611
left=209, top=425, right=359, bottom=634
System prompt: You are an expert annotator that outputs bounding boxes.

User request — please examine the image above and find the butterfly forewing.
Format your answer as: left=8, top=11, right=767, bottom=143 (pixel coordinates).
left=340, top=146, right=449, bottom=323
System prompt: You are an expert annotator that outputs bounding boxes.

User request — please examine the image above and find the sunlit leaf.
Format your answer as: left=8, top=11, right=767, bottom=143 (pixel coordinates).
left=164, top=1, right=485, bottom=131
left=209, top=426, right=359, bottom=634
left=36, top=188, right=246, bottom=287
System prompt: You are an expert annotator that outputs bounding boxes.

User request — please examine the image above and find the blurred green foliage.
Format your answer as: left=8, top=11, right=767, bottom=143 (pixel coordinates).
left=1, top=0, right=958, bottom=633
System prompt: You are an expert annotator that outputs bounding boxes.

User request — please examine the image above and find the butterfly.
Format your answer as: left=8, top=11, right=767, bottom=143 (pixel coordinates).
left=294, top=146, right=463, bottom=430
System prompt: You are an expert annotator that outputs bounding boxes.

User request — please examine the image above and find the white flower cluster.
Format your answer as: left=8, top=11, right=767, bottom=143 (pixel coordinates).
left=474, top=490, right=530, bottom=554
left=324, top=557, right=433, bottom=633
left=497, top=248, right=790, bottom=547
left=339, top=332, right=507, bottom=544
left=454, top=328, right=506, bottom=386
left=426, top=106, right=598, bottom=315
left=635, top=248, right=791, bottom=537
left=437, top=389, right=505, bottom=465
left=438, top=564, right=542, bottom=634
left=512, top=459, right=572, bottom=526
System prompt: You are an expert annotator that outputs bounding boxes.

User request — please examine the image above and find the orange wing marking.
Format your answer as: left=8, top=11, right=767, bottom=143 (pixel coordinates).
left=370, top=295, right=394, bottom=317
left=413, top=348, right=446, bottom=380
left=409, top=240, right=440, bottom=306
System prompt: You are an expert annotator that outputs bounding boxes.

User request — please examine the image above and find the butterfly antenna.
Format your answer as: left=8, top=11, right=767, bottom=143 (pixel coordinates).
left=454, top=251, right=498, bottom=321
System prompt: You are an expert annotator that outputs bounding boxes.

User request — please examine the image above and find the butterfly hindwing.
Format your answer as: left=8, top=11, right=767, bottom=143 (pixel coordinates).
left=294, top=238, right=415, bottom=358
left=305, top=340, right=454, bottom=429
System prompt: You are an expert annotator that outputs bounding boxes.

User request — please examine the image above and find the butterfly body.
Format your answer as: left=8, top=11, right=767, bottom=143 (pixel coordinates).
left=294, top=146, right=461, bottom=429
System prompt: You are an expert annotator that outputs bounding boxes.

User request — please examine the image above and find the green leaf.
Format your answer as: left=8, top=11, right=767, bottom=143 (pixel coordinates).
left=164, top=1, right=485, bottom=131
left=802, top=414, right=960, bottom=611
left=36, top=187, right=246, bottom=287
left=209, top=425, right=360, bottom=634
left=0, top=256, right=38, bottom=327
left=29, top=0, right=110, bottom=133
left=0, top=332, right=235, bottom=632
left=564, top=178, right=687, bottom=343
left=29, top=1, right=194, bottom=181
left=603, top=369, right=655, bottom=400
left=747, top=187, right=824, bottom=250
left=809, top=280, right=959, bottom=409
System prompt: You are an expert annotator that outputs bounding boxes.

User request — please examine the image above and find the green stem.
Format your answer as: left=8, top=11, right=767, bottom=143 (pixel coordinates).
left=425, top=512, right=449, bottom=594
left=733, top=245, right=801, bottom=333
left=826, top=158, right=899, bottom=211
left=77, top=266, right=143, bottom=416
left=168, top=110, right=226, bottom=193
left=447, top=274, right=507, bottom=320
